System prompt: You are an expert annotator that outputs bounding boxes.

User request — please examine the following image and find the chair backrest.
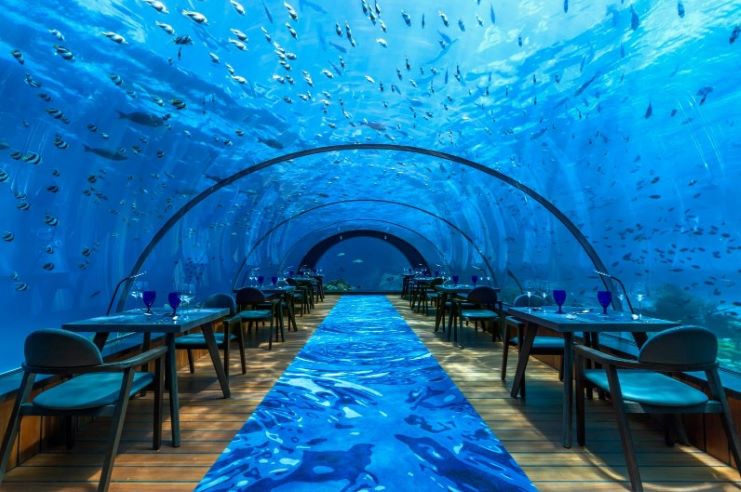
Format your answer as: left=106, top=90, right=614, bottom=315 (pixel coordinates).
left=467, top=286, right=499, bottom=307
left=204, top=293, right=237, bottom=316
left=24, top=329, right=103, bottom=370
left=638, top=325, right=717, bottom=367
left=235, top=287, right=266, bottom=306
left=285, top=278, right=297, bottom=286
left=513, top=294, right=544, bottom=307
left=430, top=277, right=444, bottom=286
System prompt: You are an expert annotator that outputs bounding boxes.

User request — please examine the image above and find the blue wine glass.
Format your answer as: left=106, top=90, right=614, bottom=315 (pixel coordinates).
left=142, top=290, right=156, bottom=315
left=552, top=289, right=566, bottom=314
left=597, top=290, right=612, bottom=315
left=452, top=274, right=459, bottom=285
left=167, top=291, right=181, bottom=317
left=472, top=275, right=479, bottom=286
left=271, top=275, right=278, bottom=286
left=257, top=275, right=265, bottom=287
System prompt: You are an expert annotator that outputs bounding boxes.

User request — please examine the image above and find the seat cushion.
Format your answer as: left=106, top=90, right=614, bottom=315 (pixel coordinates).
left=33, top=372, right=154, bottom=411
left=237, top=310, right=272, bottom=320
left=461, top=309, right=498, bottom=319
left=175, top=332, right=234, bottom=347
left=511, top=336, right=564, bottom=351
left=584, top=369, right=709, bottom=407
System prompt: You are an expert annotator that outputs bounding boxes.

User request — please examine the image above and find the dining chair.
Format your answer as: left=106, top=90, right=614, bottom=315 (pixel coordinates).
left=235, top=287, right=280, bottom=350
left=457, top=286, right=501, bottom=346
left=574, top=326, right=741, bottom=492
left=0, top=329, right=166, bottom=492
left=500, top=294, right=565, bottom=392
left=174, top=293, right=245, bottom=378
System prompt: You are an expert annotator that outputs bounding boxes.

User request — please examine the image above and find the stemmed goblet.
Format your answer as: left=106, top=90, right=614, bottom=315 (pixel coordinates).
left=597, top=290, right=612, bottom=315
left=167, top=292, right=181, bottom=317
left=142, top=290, right=156, bottom=315
left=552, top=289, right=566, bottom=314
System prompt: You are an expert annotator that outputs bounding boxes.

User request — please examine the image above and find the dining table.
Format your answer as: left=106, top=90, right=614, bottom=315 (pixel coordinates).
left=63, top=307, right=230, bottom=447
left=505, top=305, right=680, bottom=448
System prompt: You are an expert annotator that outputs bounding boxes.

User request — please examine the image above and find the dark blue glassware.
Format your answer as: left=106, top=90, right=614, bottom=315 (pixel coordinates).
left=452, top=274, right=459, bottom=284
left=552, top=289, right=567, bottom=314
left=257, top=275, right=264, bottom=286
left=472, top=275, right=479, bottom=286
left=597, top=290, right=612, bottom=315
left=167, top=291, right=181, bottom=316
left=271, top=275, right=278, bottom=286
left=142, top=290, right=156, bottom=314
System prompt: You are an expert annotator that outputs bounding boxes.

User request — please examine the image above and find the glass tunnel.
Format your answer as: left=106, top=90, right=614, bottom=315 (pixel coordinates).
left=0, top=0, right=740, bottom=373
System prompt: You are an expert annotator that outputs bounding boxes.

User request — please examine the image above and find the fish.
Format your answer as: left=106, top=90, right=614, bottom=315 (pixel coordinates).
left=677, top=1, right=685, bottom=18
left=228, top=38, right=247, bottom=50
left=337, top=252, right=346, bottom=257
left=490, top=4, right=496, bottom=23
left=285, top=23, right=298, bottom=39
left=15, top=283, right=29, bottom=292
left=458, top=19, right=465, bottom=31
left=42, top=262, right=55, bottom=271
left=230, top=0, right=245, bottom=15
left=257, top=137, right=284, bottom=149
left=44, top=214, right=59, bottom=226
left=329, top=42, right=347, bottom=53
left=46, top=184, right=60, bottom=193
left=352, top=258, right=364, bottom=263
left=24, top=73, right=41, bottom=88
left=53, top=134, right=69, bottom=149
left=2, top=231, right=14, bottom=242
left=83, top=145, right=128, bottom=161
left=144, top=0, right=169, bottom=13
left=16, top=202, right=30, bottom=211
left=156, top=21, right=174, bottom=35
left=156, top=150, right=165, bottom=158
left=208, top=52, right=220, bottom=63
left=644, top=102, right=653, bottom=118
left=53, top=45, right=75, bottom=61
left=263, top=2, right=274, bottom=23
left=81, top=247, right=93, bottom=257
left=231, top=74, right=247, bottom=84
left=230, top=28, right=248, bottom=41
left=102, top=31, right=127, bottom=44
left=174, top=35, right=193, bottom=45
left=235, top=129, right=245, bottom=136
left=118, top=110, right=166, bottom=127
left=0, top=141, right=8, bottom=150
left=48, top=29, right=64, bottom=41
left=731, top=25, right=740, bottom=44
left=421, top=13, right=425, bottom=28
left=11, top=49, right=24, bottom=64
left=109, top=73, right=123, bottom=86
left=401, top=10, right=411, bottom=26
left=22, top=152, right=42, bottom=165
left=171, top=98, right=186, bottom=110
left=696, top=86, right=713, bottom=105
left=10, top=151, right=23, bottom=160
left=284, top=2, right=298, bottom=21
left=564, top=0, right=569, bottom=13
left=182, top=9, right=207, bottom=24
left=439, top=10, right=449, bottom=27
left=0, top=170, right=8, bottom=182
left=87, top=123, right=97, bottom=132
left=630, top=6, right=640, bottom=30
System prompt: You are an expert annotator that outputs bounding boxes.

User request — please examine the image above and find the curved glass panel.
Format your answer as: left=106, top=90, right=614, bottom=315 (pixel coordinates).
left=0, top=1, right=739, bottom=373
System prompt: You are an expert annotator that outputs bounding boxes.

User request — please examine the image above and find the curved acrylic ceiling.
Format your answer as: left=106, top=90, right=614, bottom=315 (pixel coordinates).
left=0, top=0, right=739, bottom=370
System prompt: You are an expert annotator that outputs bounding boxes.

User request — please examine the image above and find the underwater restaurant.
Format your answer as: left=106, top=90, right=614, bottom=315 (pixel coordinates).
left=0, top=0, right=740, bottom=490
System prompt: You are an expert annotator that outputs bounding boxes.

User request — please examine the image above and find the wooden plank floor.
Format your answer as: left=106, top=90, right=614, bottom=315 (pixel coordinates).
left=2, top=294, right=740, bottom=491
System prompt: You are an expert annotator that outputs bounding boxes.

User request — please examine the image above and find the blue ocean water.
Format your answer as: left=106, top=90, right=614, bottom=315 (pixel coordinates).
left=197, top=296, right=534, bottom=491
left=0, top=1, right=739, bottom=373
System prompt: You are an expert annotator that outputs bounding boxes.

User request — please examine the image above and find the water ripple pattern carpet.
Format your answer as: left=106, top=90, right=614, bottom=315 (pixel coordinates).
left=197, top=296, right=535, bottom=491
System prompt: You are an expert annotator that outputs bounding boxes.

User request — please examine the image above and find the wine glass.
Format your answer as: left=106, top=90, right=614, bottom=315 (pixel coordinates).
left=471, top=275, right=479, bottom=286
left=597, top=290, right=612, bottom=315
left=552, top=289, right=566, bottom=314
left=271, top=275, right=278, bottom=286
left=142, top=290, right=156, bottom=315
left=526, top=290, right=532, bottom=311
left=257, top=275, right=265, bottom=287
left=541, top=291, right=548, bottom=310
left=635, top=292, right=645, bottom=319
left=452, top=274, right=459, bottom=285
left=167, top=291, right=181, bottom=317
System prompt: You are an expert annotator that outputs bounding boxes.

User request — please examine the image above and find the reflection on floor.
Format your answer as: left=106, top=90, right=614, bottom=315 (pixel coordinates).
left=197, top=296, right=534, bottom=491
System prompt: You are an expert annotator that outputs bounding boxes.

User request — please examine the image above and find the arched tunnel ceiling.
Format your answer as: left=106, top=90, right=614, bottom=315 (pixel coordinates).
left=0, top=1, right=739, bottom=370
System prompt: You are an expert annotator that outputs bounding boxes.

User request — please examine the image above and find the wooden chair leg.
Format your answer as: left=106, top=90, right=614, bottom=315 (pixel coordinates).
left=186, top=349, right=195, bottom=374
left=606, top=367, right=643, bottom=492
left=0, top=371, right=34, bottom=479
left=708, top=369, right=741, bottom=476
left=575, top=354, right=586, bottom=446
left=501, top=327, right=511, bottom=381
left=223, top=321, right=230, bottom=381
left=65, top=416, right=75, bottom=449
left=558, top=356, right=565, bottom=382
left=235, top=320, right=247, bottom=375
left=99, top=368, right=135, bottom=492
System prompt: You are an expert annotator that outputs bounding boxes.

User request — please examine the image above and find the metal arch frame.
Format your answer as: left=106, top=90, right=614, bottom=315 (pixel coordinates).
left=230, top=199, right=496, bottom=290
left=237, top=217, right=448, bottom=287
left=297, top=229, right=429, bottom=273
left=118, top=143, right=616, bottom=312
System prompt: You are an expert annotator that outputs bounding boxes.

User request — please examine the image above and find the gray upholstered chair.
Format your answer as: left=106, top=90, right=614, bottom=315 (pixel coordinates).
left=0, top=329, right=166, bottom=492
left=574, top=326, right=741, bottom=492
left=235, top=287, right=279, bottom=350
left=457, top=286, right=501, bottom=345
left=175, top=293, right=245, bottom=377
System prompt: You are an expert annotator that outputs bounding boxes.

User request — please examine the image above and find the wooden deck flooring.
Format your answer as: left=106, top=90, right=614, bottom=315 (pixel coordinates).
left=2, top=294, right=739, bottom=491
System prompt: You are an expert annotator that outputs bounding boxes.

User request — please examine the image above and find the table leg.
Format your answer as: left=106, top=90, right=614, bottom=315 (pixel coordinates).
left=92, top=332, right=110, bottom=351
left=562, top=332, right=574, bottom=448
left=201, top=322, right=231, bottom=398
left=164, top=333, right=180, bottom=447
left=510, top=322, right=537, bottom=399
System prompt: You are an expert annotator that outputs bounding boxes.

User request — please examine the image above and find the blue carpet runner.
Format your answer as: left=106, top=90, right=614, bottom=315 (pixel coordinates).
left=197, top=296, right=534, bottom=491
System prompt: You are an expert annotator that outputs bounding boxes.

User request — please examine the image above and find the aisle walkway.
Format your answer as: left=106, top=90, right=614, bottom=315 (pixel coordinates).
left=197, top=296, right=534, bottom=491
